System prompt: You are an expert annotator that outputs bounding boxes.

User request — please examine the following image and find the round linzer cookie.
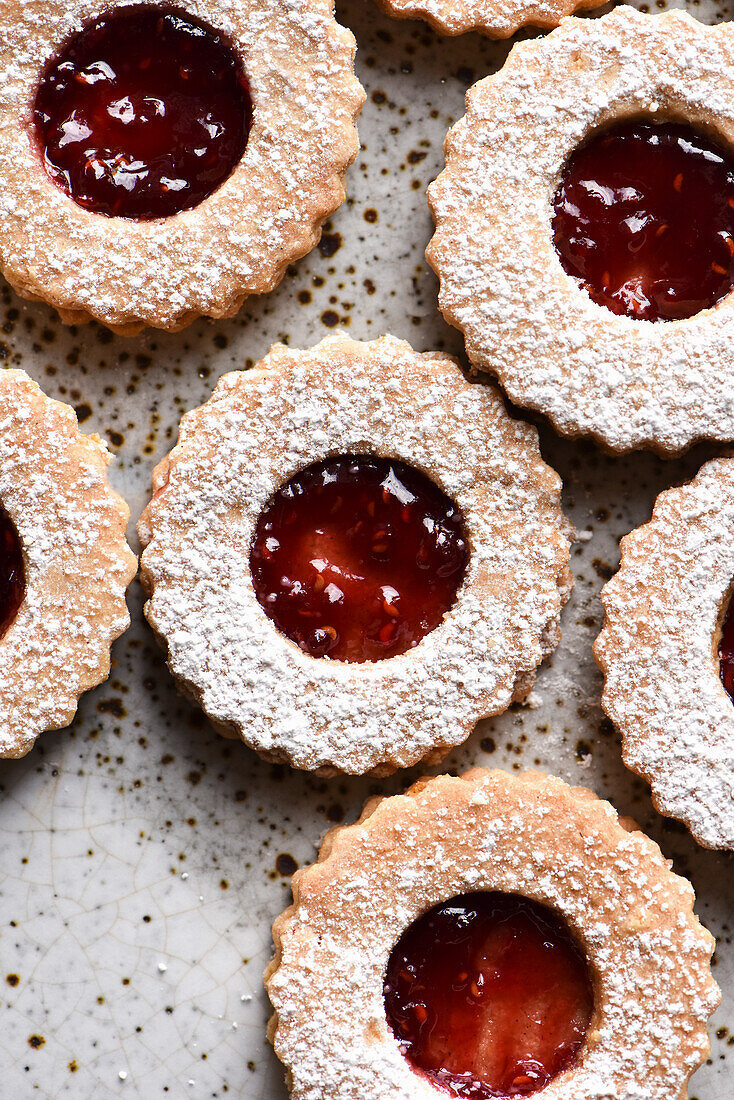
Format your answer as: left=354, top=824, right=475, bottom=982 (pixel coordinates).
left=428, top=8, right=734, bottom=455
left=595, top=456, right=734, bottom=850
left=266, top=769, right=720, bottom=1099
left=0, top=370, right=136, bottom=759
left=138, top=334, right=572, bottom=775
left=0, top=0, right=364, bottom=333
left=373, top=0, right=603, bottom=40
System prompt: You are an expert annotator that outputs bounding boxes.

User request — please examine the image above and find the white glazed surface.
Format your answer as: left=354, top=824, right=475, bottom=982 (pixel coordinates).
left=0, top=1, right=731, bottom=1097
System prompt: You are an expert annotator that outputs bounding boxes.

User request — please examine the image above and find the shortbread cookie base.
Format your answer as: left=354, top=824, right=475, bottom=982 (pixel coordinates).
left=596, top=456, right=734, bottom=849
left=266, top=769, right=719, bottom=1100
left=0, top=0, right=364, bottom=334
left=0, top=371, right=136, bottom=758
left=427, top=8, right=734, bottom=454
left=139, top=334, right=572, bottom=775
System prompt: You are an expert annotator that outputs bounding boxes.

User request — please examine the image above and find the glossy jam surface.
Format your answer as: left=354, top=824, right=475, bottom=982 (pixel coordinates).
left=384, top=892, right=594, bottom=1098
left=34, top=6, right=252, bottom=220
left=552, top=121, right=734, bottom=321
left=249, top=455, right=468, bottom=663
left=719, top=592, right=734, bottom=700
left=0, top=507, right=24, bottom=638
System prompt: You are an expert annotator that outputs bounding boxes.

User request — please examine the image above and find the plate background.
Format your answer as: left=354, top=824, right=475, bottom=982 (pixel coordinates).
left=0, top=1, right=732, bottom=1096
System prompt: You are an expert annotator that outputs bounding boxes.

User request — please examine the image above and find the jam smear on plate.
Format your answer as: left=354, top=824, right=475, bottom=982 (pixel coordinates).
left=384, top=891, right=594, bottom=1098
left=249, top=454, right=468, bottom=663
left=34, top=6, right=252, bottom=220
left=0, top=506, right=25, bottom=638
left=553, top=120, right=734, bottom=321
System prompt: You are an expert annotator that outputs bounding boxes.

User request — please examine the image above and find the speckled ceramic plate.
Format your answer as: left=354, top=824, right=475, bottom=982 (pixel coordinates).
left=0, top=2, right=732, bottom=1097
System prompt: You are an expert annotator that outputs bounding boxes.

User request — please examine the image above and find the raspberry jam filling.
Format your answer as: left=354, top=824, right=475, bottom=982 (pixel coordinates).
left=0, top=506, right=24, bottom=638
left=718, top=591, right=734, bottom=701
left=34, top=6, right=252, bottom=220
left=249, top=454, right=468, bottom=663
left=552, top=120, right=734, bottom=321
left=384, top=892, right=594, bottom=1098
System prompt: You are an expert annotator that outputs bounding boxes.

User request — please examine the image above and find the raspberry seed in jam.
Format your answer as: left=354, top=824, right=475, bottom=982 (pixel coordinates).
left=249, top=454, right=468, bottom=663
left=0, top=506, right=24, bottom=638
left=384, top=892, right=594, bottom=1098
left=34, top=7, right=252, bottom=220
left=553, top=120, right=734, bottom=321
left=719, top=590, right=734, bottom=701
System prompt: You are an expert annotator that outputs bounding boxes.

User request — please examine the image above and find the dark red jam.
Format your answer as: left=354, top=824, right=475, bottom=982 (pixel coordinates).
left=249, top=454, right=468, bottom=663
left=719, top=592, right=734, bottom=700
left=552, top=120, right=734, bottom=321
left=34, top=6, right=252, bottom=220
left=0, top=506, right=24, bottom=638
left=384, top=892, right=594, bottom=1098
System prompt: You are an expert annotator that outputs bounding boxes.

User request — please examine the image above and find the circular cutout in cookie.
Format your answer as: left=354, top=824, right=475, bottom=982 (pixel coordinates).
left=250, top=454, right=469, bottom=662
left=383, top=890, right=594, bottom=1097
left=34, top=6, right=252, bottom=220
left=718, top=588, right=734, bottom=701
left=552, top=120, right=734, bottom=322
left=0, top=505, right=24, bottom=638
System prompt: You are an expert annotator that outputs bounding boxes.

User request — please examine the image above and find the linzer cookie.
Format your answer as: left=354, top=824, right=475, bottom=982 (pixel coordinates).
left=266, top=769, right=719, bottom=1099
left=0, top=370, right=136, bottom=758
left=374, top=0, right=603, bottom=40
left=596, top=456, right=734, bottom=850
left=138, top=334, right=572, bottom=775
left=0, top=0, right=364, bottom=333
left=427, top=8, right=734, bottom=454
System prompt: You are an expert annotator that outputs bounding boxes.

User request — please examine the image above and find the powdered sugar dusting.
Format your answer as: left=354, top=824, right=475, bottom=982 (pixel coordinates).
left=267, top=770, right=719, bottom=1099
left=427, top=8, right=734, bottom=454
left=0, top=370, right=136, bottom=758
left=596, top=456, right=734, bottom=850
left=139, top=335, right=572, bottom=774
left=0, top=0, right=364, bottom=332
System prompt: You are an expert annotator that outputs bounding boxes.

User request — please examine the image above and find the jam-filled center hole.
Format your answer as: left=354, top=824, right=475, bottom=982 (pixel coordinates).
left=552, top=119, right=734, bottom=321
left=0, top=505, right=25, bottom=639
left=249, top=454, right=469, bottom=664
left=384, top=891, right=594, bottom=1098
left=718, top=587, right=734, bottom=700
left=34, top=5, right=252, bottom=220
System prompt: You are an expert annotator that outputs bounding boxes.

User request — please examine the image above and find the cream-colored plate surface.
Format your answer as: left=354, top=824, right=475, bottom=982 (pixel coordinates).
left=0, top=2, right=731, bottom=1096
